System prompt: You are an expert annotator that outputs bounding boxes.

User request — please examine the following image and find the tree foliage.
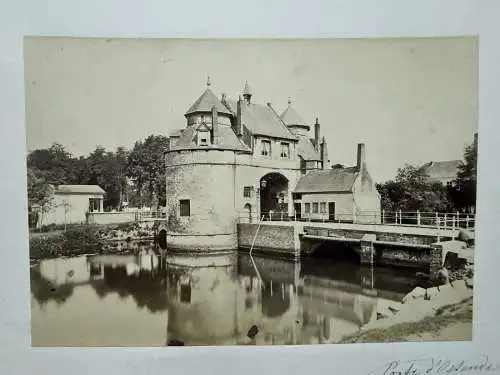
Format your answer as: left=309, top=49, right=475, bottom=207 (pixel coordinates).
left=449, top=139, right=478, bottom=212
left=26, top=135, right=167, bottom=212
left=126, top=135, right=169, bottom=206
left=377, top=136, right=478, bottom=213
left=376, top=164, right=452, bottom=212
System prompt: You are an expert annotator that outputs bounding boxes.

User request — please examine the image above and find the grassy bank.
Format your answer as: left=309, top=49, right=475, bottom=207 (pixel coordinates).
left=340, top=297, right=473, bottom=343
left=29, top=226, right=106, bottom=259
left=29, top=223, right=159, bottom=260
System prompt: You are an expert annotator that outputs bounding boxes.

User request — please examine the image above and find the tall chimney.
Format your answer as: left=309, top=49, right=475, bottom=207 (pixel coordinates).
left=236, top=96, right=243, bottom=136
left=321, top=137, right=329, bottom=170
left=211, top=106, right=218, bottom=144
left=357, top=143, right=366, bottom=174
left=314, top=118, right=320, bottom=151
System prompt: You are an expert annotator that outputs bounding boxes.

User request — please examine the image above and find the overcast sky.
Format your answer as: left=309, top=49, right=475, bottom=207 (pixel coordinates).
left=24, top=37, right=478, bottom=182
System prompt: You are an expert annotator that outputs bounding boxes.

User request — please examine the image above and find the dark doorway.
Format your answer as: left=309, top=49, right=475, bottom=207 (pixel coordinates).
left=260, top=173, right=289, bottom=219
left=328, top=202, right=336, bottom=221
left=294, top=203, right=301, bottom=219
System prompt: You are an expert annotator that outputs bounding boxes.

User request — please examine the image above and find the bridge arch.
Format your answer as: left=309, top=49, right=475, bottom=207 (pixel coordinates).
left=158, top=229, right=167, bottom=250
left=259, top=172, right=289, bottom=219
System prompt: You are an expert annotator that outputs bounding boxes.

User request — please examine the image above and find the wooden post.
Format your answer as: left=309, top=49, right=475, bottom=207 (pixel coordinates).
left=444, top=213, right=448, bottom=229
left=456, top=211, right=460, bottom=228
left=281, top=211, right=284, bottom=221
left=452, top=216, right=456, bottom=231
left=417, top=210, right=421, bottom=226
left=436, top=216, right=441, bottom=242
left=466, top=215, right=470, bottom=229
left=399, top=210, right=402, bottom=225
left=382, top=209, right=385, bottom=224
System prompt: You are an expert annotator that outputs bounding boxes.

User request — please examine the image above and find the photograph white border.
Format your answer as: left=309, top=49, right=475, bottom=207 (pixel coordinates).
left=1, top=1, right=500, bottom=374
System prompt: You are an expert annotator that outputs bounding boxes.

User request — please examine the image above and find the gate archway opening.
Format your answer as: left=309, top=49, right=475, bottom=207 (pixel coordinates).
left=259, top=173, right=289, bottom=219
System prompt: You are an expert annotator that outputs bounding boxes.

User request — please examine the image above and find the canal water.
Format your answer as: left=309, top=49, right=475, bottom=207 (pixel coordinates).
left=30, top=247, right=423, bottom=347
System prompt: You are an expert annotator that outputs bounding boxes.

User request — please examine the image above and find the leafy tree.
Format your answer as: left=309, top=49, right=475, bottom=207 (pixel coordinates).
left=86, top=146, right=129, bottom=210
left=27, top=143, right=74, bottom=184
left=449, top=138, right=477, bottom=212
left=26, top=167, right=54, bottom=228
left=126, top=135, right=169, bottom=207
left=376, top=164, right=452, bottom=213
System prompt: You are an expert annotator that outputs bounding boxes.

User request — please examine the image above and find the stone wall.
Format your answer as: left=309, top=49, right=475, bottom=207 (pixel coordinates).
left=165, top=150, right=238, bottom=243
left=237, top=223, right=299, bottom=259
left=87, top=211, right=138, bottom=225
left=304, top=226, right=449, bottom=246
left=376, top=246, right=431, bottom=269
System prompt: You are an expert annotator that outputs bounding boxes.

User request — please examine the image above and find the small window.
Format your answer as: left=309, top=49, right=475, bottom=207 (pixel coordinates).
left=312, top=203, right=319, bottom=214
left=261, top=140, right=271, bottom=156
left=320, top=202, right=326, bottom=214
left=179, top=199, right=190, bottom=217
left=180, top=283, right=191, bottom=303
left=280, top=143, right=290, bottom=158
left=243, top=186, right=252, bottom=198
left=305, top=203, right=311, bottom=214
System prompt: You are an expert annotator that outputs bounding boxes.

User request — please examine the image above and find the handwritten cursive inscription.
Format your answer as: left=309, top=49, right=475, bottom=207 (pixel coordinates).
left=369, top=356, right=499, bottom=375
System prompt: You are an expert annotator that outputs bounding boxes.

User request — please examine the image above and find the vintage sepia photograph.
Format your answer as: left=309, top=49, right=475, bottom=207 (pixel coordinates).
left=25, top=37, right=477, bottom=347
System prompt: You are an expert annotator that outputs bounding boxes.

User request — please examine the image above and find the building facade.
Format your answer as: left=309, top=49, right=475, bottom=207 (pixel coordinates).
left=37, top=185, right=105, bottom=228
left=164, top=80, right=381, bottom=251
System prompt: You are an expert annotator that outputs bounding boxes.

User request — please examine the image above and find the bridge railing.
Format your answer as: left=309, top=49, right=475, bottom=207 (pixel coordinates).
left=382, top=210, right=475, bottom=230
left=237, top=210, right=475, bottom=231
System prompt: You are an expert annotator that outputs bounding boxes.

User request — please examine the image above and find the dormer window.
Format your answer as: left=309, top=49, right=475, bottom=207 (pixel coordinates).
left=197, top=130, right=210, bottom=146
left=196, top=122, right=211, bottom=147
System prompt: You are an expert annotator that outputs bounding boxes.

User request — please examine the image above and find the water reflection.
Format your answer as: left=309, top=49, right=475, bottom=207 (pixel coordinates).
left=30, top=248, right=419, bottom=346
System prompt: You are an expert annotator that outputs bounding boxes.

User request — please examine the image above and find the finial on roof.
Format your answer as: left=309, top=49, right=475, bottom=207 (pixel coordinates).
left=288, top=97, right=292, bottom=105
left=243, top=80, right=252, bottom=103
left=206, top=75, right=211, bottom=87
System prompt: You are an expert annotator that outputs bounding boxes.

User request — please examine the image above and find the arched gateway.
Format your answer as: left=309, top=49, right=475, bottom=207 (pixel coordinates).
left=259, top=172, right=289, bottom=219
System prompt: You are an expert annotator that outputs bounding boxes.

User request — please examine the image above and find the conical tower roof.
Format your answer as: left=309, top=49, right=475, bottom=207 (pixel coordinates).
left=185, top=80, right=232, bottom=116
left=280, top=98, right=309, bottom=127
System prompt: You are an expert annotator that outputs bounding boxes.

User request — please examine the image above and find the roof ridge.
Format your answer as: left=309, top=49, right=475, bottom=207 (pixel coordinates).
left=265, top=103, right=298, bottom=140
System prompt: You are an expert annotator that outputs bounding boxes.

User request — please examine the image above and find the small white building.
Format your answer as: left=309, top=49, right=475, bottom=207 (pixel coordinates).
left=37, top=184, right=105, bottom=227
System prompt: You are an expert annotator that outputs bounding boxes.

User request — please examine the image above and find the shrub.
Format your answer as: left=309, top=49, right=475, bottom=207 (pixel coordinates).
left=29, top=226, right=105, bottom=259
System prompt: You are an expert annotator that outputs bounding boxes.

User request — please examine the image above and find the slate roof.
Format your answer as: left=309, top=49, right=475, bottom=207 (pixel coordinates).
left=55, top=185, right=105, bottom=195
left=224, top=99, right=296, bottom=141
left=169, top=125, right=251, bottom=153
left=296, top=134, right=321, bottom=161
left=185, top=88, right=232, bottom=116
left=419, top=160, right=463, bottom=182
left=280, top=104, right=309, bottom=127
left=294, top=167, right=359, bottom=193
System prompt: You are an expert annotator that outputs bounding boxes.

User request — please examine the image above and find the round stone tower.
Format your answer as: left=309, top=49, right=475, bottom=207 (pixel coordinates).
left=162, top=80, right=251, bottom=254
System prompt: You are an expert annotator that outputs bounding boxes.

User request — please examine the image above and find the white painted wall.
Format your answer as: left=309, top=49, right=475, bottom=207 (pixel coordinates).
left=39, top=192, right=104, bottom=227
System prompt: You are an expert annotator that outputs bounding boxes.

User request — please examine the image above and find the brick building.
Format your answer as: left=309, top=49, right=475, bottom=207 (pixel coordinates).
left=164, top=80, right=381, bottom=251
